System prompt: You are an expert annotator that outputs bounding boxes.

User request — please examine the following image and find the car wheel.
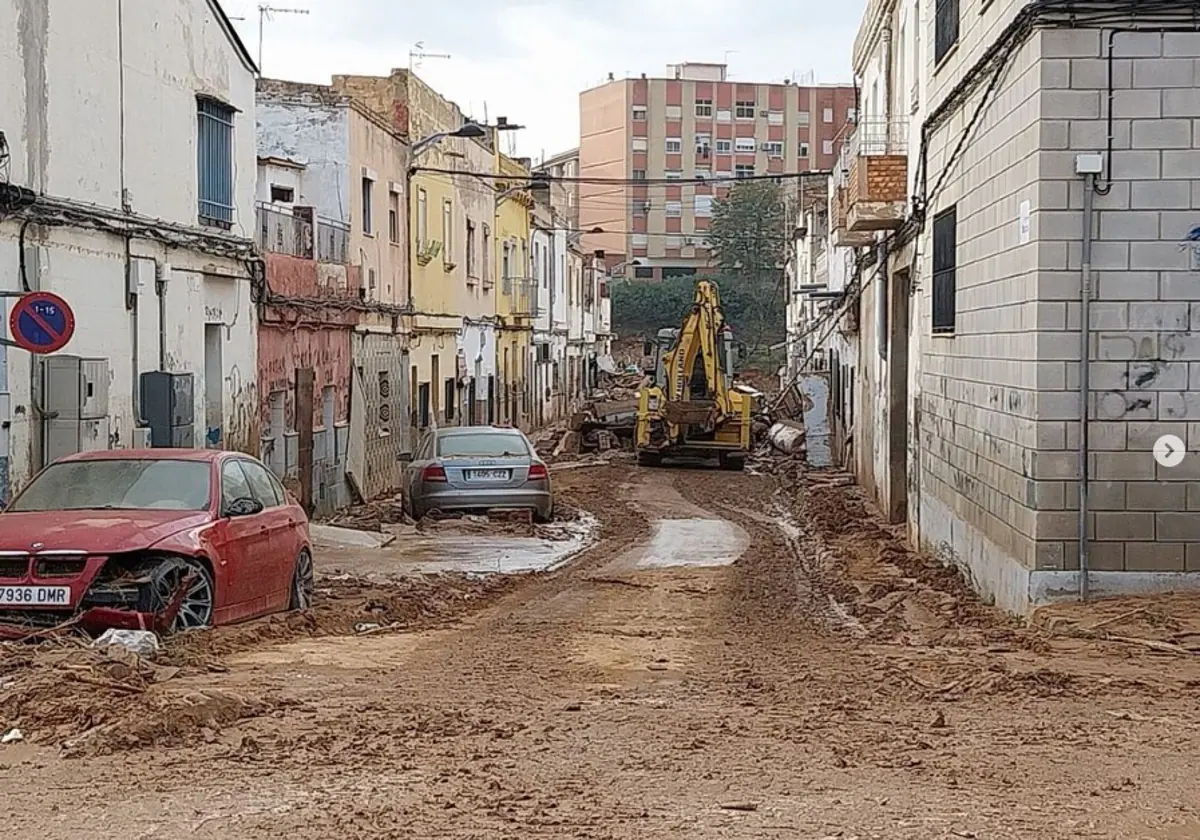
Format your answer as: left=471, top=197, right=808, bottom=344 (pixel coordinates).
left=138, top=556, right=215, bottom=632
left=289, top=549, right=315, bottom=611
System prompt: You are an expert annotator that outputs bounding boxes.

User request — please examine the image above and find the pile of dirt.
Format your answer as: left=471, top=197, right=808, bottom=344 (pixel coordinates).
left=0, top=640, right=268, bottom=755
left=322, top=494, right=411, bottom=532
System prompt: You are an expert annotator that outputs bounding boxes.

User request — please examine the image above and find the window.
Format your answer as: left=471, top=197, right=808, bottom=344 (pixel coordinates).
left=932, top=206, right=957, bottom=334
left=694, top=195, right=713, bottom=217
left=935, top=0, right=960, bottom=64
left=634, top=266, right=654, bottom=279
left=418, top=382, right=431, bottom=428
left=735, top=100, right=756, bottom=119
left=767, top=111, right=784, bottom=125
left=444, top=379, right=456, bottom=421
left=389, top=189, right=400, bottom=243
left=665, top=201, right=682, bottom=217
left=417, top=188, right=427, bottom=246
left=631, top=233, right=648, bottom=248
left=665, top=138, right=682, bottom=153
left=361, top=177, right=374, bottom=234
left=665, top=104, right=682, bottom=119
left=695, top=133, right=711, bottom=153
left=823, top=107, right=833, bottom=123
left=239, top=459, right=283, bottom=509
left=715, top=139, right=732, bottom=154
left=9, top=459, right=212, bottom=512
left=695, top=99, right=713, bottom=117
left=734, top=137, right=755, bottom=153
left=694, top=167, right=711, bottom=180
left=764, top=141, right=784, bottom=157
left=502, top=241, right=511, bottom=289
left=442, top=200, right=453, bottom=265
left=735, top=163, right=755, bottom=179
left=878, top=263, right=890, bottom=360
left=716, top=108, right=732, bottom=122
left=823, top=140, right=834, bottom=155
left=632, top=106, right=647, bottom=120
left=632, top=137, right=648, bottom=151
left=466, top=219, right=477, bottom=278
left=799, top=142, right=811, bottom=157
left=270, top=184, right=293, bottom=203
left=664, top=170, right=682, bottom=179
left=665, top=234, right=681, bottom=249
left=197, top=97, right=235, bottom=227
left=798, top=110, right=810, bottom=125
left=482, top=224, right=491, bottom=284
left=220, top=460, right=254, bottom=512
left=632, top=169, right=647, bottom=180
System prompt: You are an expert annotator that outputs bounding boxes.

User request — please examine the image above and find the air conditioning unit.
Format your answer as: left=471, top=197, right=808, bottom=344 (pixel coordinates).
left=760, top=142, right=773, bottom=151
left=759, top=110, right=770, bottom=117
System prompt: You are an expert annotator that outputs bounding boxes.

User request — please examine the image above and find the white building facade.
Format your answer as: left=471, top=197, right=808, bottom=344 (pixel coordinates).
left=0, top=0, right=258, bottom=499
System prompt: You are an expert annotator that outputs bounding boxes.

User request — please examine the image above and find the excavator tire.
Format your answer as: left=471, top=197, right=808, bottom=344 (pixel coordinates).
left=637, top=451, right=663, bottom=467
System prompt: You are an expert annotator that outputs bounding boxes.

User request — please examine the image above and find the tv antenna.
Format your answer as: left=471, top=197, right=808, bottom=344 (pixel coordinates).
left=410, top=42, right=451, bottom=70
left=257, top=4, right=309, bottom=72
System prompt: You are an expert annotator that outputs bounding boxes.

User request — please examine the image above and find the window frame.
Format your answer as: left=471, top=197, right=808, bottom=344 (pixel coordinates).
left=931, top=205, right=958, bottom=334
left=935, top=0, right=960, bottom=66
left=665, top=138, right=682, bottom=153
left=695, top=98, right=713, bottom=117
left=196, top=97, right=236, bottom=228
left=361, top=176, right=374, bottom=235
left=734, top=100, right=756, bottom=120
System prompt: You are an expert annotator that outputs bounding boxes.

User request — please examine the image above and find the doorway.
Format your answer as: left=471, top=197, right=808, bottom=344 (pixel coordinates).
left=203, top=324, right=223, bottom=448
left=887, top=268, right=910, bottom=524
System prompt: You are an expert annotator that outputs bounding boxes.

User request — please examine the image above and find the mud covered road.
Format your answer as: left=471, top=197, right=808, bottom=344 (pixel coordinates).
left=4, top=462, right=1200, bottom=838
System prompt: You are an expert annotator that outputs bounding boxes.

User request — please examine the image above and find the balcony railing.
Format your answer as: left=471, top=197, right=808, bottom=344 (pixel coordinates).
left=502, top=277, right=539, bottom=316
left=846, top=116, right=910, bottom=157
left=256, top=202, right=350, bottom=264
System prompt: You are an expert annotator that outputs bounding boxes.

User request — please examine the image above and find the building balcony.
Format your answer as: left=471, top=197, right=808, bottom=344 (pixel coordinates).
left=845, top=118, right=909, bottom=233
left=831, top=184, right=873, bottom=248
left=256, top=202, right=350, bottom=264
left=502, top=277, right=539, bottom=318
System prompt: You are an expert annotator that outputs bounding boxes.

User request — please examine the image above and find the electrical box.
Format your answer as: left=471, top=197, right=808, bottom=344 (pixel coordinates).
left=140, top=371, right=195, bottom=448
left=39, top=356, right=111, bottom=465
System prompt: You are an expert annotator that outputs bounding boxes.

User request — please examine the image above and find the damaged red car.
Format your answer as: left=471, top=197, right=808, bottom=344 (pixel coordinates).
left=0, top=449, right=314, bottom=639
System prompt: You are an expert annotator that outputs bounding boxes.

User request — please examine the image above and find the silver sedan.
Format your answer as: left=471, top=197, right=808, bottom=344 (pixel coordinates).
left=403, top=426, right=554, bottom=521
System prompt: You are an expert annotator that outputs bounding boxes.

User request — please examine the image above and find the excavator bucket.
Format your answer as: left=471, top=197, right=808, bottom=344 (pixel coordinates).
left=662, top=400, right=716, bottom=427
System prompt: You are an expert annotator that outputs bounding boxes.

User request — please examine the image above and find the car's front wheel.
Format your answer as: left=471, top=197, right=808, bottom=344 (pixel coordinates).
left=289, top=549, right=315, bottom=610
left=138, top=556, right=215, bottom=632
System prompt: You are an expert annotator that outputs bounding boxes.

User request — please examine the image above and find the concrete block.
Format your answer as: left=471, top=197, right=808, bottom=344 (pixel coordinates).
left=1066, top=479, right=1126, bottom=511
left=1157, top=512, right=1200, bottom=541
left=1191, top=304, right=1200, bottom=330
left=1189, top=482, right=1200, bottom=510
left=1128, top=420, right=1187, bottom=450
left=1029, top=480, right=1066, bottom=510
left=1099, top=210, right=1160, bottom=241
left=1162, top=210, right=1200, bottom=238
left=1160, top=391, right=1200, bottom=420
left=1129, top=241, right=1186, bottom=270
left=1126, top=481, right=1186, bottom=511
left=1163, top=89, right=1200, bottom=118
left=1036, top=331, right=1082, bottom=362
left=1089, top=302, right=1128, bottom=331
left=1132, top=177, right=1190, bottom=208
left=1163, top=33, right=1200, bottom=58
left=1159, top=333, right=1200, bottom=360
left=1037, top=269, right=1079, bottom=298
left=1091, top=421, right=1129, bottom=451
left=1161, top=150, right=1200, bottom=179
left=1124, top=542, right=1185, bottom=572
left=1038, top=120, right=1069, bottom=150
left=1112, top=89, right=1161, bottom=119
left=1038, top=511, right=1081, bottom=540
left=1133, top=59, right=1194, bottom=88
left=1161, top=272, right=1200, bottom=300
left=1042, top=91, right=1101, bottom=120
left=1087, top=361, right=1129, bottom=391
left=1190, top=362, right=1200, bottom=388
left=1095, top=270, right=1157, bottom=301
left=1031, top=450, right=1079, bottom=480
left=1071, top=57, right=1131, bottom=90
left=1094, top=332, right=1160, bottom=361
left=1110, top=150, right=1162, bottom=181
left=1035, top=540, right=1069, bottom=571
left=1128, top=359, right=1188, bottom=391
left=1133, top=119, right=1193, bottom=149
left=1114, top=31, right=1163, bottom=58
left=1040, top=59, right=1071, bottom=89
left=1094, top=390, right=1155, bottom=421
left=1187, top=544, right=1200, bottom=572
left=1091, top=451, right=1157, bottom=481
left=1094, top=511, right=1156, bottom=541
left=1129, top=302, right=1189, bottom=331
left=1069, top=119, right=1130, bottom=152
left=1192, top=181, right=1200, bottom=210
left=1082, top=542, right=1125, bottom=571
left=1036, top=388, right=1082, bottom=420
left=1034, top=420, right=1067, bottom=449
left=1090, top=240, right=1131, bottom=270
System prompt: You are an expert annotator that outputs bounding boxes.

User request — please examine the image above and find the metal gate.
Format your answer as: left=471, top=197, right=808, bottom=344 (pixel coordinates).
left=348, top=334, right=409, bottom=501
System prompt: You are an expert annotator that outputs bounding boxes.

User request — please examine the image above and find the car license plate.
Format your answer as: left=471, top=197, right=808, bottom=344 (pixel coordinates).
left=0, top=586, right=71, bottom=607
left=466, top=469, right=510, bottom=481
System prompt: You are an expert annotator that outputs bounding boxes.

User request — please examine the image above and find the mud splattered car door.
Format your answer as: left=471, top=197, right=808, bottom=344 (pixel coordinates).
left=208, top=458, right=265, bottom=619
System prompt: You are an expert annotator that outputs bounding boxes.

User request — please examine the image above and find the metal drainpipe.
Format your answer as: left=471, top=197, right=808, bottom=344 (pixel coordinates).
left=1079, top=171, right=1096, bottom=602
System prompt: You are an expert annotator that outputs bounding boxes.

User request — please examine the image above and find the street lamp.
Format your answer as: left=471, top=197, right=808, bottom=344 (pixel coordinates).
left=411, top=122, right=487, bottom=160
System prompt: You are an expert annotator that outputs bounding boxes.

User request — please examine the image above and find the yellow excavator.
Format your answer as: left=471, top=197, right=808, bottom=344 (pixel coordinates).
left=635, top=280, right=752, bottom=470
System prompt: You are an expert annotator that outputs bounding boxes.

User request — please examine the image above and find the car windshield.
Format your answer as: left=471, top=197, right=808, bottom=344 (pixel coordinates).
left=6, top=459, right=212, bottom=512
left=437, top=432, right=529, bottom=458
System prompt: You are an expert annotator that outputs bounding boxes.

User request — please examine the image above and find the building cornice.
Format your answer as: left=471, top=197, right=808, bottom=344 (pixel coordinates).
left=852, top=0, right=899, bottom=76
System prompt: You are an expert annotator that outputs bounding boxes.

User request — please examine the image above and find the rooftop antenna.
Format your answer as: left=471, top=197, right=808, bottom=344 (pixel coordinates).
left=257, top=4, right=309, bottom=72
left=483, top=101, right=489, bottom=125
left=410, top=41, right=451, bottom=70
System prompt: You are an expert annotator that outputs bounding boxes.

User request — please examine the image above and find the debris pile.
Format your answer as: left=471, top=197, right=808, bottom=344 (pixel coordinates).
left=322, top=493, right=413, bottom=532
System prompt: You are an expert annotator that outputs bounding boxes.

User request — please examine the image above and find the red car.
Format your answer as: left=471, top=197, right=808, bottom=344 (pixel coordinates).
left=0, top=449, right=313, bottom=639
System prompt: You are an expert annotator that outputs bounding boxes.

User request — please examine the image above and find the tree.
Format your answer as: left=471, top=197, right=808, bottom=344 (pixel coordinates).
left=707, top=180, right=789, bottom=352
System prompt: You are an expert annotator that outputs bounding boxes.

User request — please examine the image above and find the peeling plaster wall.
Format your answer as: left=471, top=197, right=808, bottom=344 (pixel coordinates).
left=256, top=92, right=352, bottom=225
left=0, top=0, right=257, bottom=496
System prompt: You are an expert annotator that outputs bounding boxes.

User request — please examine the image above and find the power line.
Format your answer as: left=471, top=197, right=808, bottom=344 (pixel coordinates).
left=412, top=166, right=832, bottom=188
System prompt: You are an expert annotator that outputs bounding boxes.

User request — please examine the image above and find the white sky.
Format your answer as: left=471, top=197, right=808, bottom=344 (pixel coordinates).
left=225, top=0, right=860, bottom=162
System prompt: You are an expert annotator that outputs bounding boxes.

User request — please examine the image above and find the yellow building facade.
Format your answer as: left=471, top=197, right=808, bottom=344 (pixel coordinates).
left=494, top=153, right=535, bottom=428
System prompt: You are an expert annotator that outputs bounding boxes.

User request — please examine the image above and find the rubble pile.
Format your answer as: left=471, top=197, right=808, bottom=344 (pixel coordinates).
left=323, top=494, right=412, bottom=532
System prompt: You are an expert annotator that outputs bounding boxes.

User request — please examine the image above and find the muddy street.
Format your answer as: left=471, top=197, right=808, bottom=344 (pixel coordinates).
left=3, top=462, right=1200, bottom=838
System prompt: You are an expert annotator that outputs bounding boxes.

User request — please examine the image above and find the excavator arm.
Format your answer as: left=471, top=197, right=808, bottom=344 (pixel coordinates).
left=662, top=280, right=732, bottom=427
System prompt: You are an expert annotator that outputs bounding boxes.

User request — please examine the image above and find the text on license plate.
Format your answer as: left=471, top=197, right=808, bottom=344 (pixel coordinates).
left=466, top=469, right=510, bottom=481
left=0, top=586, right=71, bottom=606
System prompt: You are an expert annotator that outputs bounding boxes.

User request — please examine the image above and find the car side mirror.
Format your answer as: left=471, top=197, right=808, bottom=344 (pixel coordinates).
left=226, top=496, right=264, bottom=517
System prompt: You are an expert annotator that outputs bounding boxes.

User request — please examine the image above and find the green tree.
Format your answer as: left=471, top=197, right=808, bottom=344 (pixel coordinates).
left=708, top=180, right=789, bottom=352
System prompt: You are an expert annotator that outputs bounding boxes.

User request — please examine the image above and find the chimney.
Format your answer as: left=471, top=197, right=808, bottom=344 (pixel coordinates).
left=607, top=72, right=614, bottom=81
left=496, top=116, right=508, bottom=127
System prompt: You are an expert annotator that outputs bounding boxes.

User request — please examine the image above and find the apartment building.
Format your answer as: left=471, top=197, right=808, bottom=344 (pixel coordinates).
left=579, top=62, right=856, bottom=281
left=820, top=0, right=1200, bottom=614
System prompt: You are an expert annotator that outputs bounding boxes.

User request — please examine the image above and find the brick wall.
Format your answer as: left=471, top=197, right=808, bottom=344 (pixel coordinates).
left=861, top=155, right=908, bottom=205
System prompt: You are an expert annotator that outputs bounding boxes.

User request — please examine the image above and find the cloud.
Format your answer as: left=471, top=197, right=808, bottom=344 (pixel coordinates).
left=224, top=0, right=859, bottom=160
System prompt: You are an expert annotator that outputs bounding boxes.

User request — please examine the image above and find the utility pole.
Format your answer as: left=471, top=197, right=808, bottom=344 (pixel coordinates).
left=257, top=4, right=309, bottom=72
left=409, top=42, right=451, bottom=70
